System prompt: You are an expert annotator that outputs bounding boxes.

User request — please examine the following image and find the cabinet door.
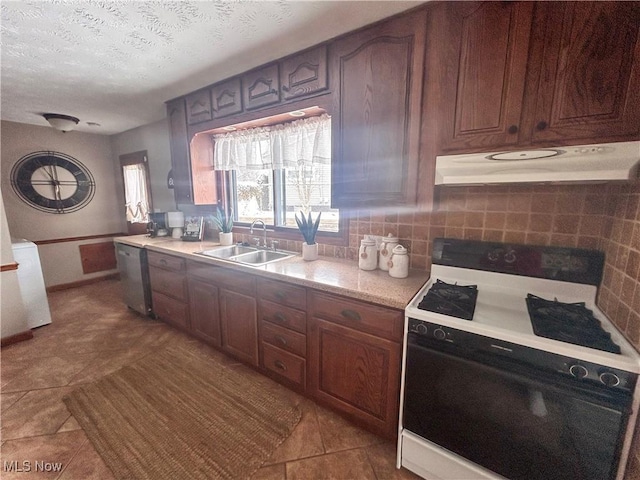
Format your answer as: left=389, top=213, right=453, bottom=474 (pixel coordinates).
left=211, top=77, right=243, bottom=119
left=308, top=316, right=401, bottom=439
left=166, top=98, right=193, bottom=204
left=280, top=45, right=328, bottom=101
left=437, top=2, right=533, bottom=152
left=242, top=63, right=280, bottom=111
left=527, top=1, right=640, bottom=142
left=188, top=278, right=221, bottom=347
left=331, top=9, right=426, bottom=207
left=185, top=89, right=213, bottom=125
left=220, top=288, right=258, bottom=366
left=152, top=291, right=190, bottom=331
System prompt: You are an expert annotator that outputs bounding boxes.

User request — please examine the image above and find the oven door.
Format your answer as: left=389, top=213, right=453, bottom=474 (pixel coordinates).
left=403, top=333, right=633, bottom=480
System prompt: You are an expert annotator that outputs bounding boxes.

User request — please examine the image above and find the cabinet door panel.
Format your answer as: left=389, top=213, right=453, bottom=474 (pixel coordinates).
left=308, top=317, right=401, bottom=439
left=166, top=99, right=193, bottom=203
left=152, top=291, right=189, bottom=331
left=149, top=266, right=187, bottom=301
left=211, top=77, right=243, bottom=119
left=529, top=1, right=640, bottom=142
left=188, top=278, right=221, bottom=347
left=186, top=89, right=213, bottom=125
left=280, top=45, right=328, bottom=101
left=332, top=10, right=425, bottom=207
left=242, top=64, right=280, bottom=110
left=220, top=289, right=258, bottom=366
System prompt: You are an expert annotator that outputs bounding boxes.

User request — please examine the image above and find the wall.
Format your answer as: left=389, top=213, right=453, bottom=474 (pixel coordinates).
left=110, top=118, right=176, bottom=214
left=0, top=120, right=125, bottom=288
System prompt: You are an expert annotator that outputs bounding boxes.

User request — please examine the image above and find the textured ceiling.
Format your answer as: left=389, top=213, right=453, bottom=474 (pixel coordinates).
left=1, top=0, right=424, bottom=135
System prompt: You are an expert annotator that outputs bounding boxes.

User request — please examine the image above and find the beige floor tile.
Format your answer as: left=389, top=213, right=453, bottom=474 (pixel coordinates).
left=2, top=355, right=97, bottom=392
left=286, top=448, right=377, bottom=480
left=57, top=437, right=116, bottom=480
left=316, top=405, right=386, bottom=453
left=1, top=386, right=75, bottom=440
left=251, top=462, right=286, bottom=480
left=57, top=416, right=82, bottom=433
left=1, top=430, right=87, bottom=480
left=365, top=442, right=422, bottom=480
left=1, top=391, right=27, bottom=412
left=67, top=346, right=153, bottom=385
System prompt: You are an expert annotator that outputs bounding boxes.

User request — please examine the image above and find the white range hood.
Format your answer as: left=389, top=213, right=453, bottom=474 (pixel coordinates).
left=435, top=141, right=640, bottom=186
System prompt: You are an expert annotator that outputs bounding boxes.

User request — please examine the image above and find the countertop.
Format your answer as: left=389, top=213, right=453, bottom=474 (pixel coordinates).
left=114, top=235, right=429, bottom=310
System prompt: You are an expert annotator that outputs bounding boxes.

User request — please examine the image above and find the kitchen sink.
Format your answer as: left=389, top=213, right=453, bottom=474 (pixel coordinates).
left=196, top=245, right=296, bottom=266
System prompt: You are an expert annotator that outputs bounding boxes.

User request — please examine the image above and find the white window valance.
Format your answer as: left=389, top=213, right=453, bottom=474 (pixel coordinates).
left=213, top=114, right=331, bottom=171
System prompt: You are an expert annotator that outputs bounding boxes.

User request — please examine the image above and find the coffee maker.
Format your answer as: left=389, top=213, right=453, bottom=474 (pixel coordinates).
left=147, top=212, right=168, bottom=237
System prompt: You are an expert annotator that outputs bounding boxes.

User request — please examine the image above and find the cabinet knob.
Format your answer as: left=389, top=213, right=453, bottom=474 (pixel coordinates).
left=272, top=312, right=286, bottom=323
left=274, top=360, right=287, bottom=371
left=275, top=291, right=286, bottom=301
left=275, top=335, right=288, bottom=347
left=508, top=125, right=518, bottom=134
left=536, top=121, right=548, bottom=131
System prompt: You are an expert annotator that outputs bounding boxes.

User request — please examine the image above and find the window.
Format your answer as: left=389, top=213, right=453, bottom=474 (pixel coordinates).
left=213, top=114, right=339, bottom=233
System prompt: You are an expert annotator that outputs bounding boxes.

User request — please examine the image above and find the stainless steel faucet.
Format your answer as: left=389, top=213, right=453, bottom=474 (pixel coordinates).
left=250, top=219, right=267, bottom=248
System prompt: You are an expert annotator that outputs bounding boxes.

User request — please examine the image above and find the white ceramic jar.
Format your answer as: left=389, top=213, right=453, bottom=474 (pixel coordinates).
left=358, top=236, right=378, bottom=270
left=378, top=233, right=399, bottom=271
left=388, top=244, right=409, bottom=278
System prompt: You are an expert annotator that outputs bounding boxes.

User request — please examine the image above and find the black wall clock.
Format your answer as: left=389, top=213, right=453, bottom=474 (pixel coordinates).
left=10, top=151, right=96, bottom=214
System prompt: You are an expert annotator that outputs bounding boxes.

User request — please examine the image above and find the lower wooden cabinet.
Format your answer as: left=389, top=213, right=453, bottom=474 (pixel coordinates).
left=220, top=288, right=258, bottom=366
left=187, top=277, right=221, bottom=347
left=149, top=252, right=190, bottom=330
left=307, top=315, right=402, bottom=439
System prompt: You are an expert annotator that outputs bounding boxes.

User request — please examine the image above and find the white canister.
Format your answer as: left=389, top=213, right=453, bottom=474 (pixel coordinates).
left=359, top=236, right=378, bottom=270
left=378, top=233, right=399, bottom=271
left=388, top=244, right=409, bottom=278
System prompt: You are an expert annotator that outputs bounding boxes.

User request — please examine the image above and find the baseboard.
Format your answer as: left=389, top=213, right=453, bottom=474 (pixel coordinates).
left=1, top=330, right=34, bottom=347
left=46, top=272, right=120, bottom=293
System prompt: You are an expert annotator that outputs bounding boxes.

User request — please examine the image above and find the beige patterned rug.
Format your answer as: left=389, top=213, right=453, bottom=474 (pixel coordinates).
left=63, top=345, right=301, bottom=479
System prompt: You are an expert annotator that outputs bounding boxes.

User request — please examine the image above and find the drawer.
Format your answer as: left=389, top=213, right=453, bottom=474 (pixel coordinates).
left=257, top=278, right=306, bottom=310
left=187, top=261, right=255, bottom=295
left=260, top=320, right=306, bottom=357
left=152, top=291, right=189, bottom=330
left=308, top=290, right=403, bottom=342
left=148, top=251, right=185, bottom=272
left=149, top=266, right=187, bottom=301
left=262, top=343, right=305, bottom=388
left=259, top=299, right=306, bottom=334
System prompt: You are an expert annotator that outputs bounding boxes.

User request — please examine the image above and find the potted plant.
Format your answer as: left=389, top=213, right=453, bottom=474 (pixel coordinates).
left=212, top=207, right=234, bottom=245
left=295, top=211, right=321, bottom=261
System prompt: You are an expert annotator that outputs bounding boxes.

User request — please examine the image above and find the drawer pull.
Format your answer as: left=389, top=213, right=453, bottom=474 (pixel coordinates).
left=159, top=259, right=168, bottom=266
left=274, top=291, right=286, bottom=301
left=341, top=309, right=361, bottom=321
left=274, top=335, right=288, bottom=347
left=272, top=312, right=286, bottom=323
left=274, top=360, right=287, bottom=371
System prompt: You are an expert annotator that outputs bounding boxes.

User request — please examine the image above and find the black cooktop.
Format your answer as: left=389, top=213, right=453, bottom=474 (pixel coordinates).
left=417, top=280, right=478, bottom=321
left=526, top=294, right=621, bottom=354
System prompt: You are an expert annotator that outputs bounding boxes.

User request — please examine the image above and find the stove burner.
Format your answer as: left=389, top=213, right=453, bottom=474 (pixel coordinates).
left=526, top=294, right=621, bottom=354
left=417, top=280, right=478, bottom=320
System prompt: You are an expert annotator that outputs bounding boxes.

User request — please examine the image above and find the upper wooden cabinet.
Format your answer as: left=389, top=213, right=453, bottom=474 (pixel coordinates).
left=242, top=63, right=281, bottom=111
left=166, top=98, right=193, bottom=204
left=186, top=89, right=213, bottom=125
left=525, top=1, right=640, bottom=143
left=280, top=45, right=328, bottom=101
left=436, top=1, right=640, bottom=153
left=211, top=77, right=243, bottom=119
left=331, top=9, right=426, bottom=208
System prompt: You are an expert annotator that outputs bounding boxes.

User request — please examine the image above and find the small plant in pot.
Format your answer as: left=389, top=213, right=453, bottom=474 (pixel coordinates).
left=212, top=207, right=234, bottom=245
left=295, top=210, right=321, bottom=261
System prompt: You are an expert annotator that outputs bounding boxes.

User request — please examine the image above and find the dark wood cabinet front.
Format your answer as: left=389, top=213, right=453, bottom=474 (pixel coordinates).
left=331, top=9, right=426, bottom=208
left=187, top=277, right=221, bottom=347
left=211, top=77, right=243, bottom=119
left=166, top=99, right=193, bottom=204
left=148, top=252, right=189, bottom=330
left=242, top=63, right=280, bottom=111
left=280, top=45, right=328, bottom=101
left=220, top=288, right=258, bottom=366
left=185, top=89, right=213, bottom=125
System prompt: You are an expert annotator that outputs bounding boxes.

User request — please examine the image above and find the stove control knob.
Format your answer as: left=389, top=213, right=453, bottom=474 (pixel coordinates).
left=599, top=371, right=621, bottom=387
left=415, top=323, right=428, bottom=335
left=504, top=250, right=517, bottom=264
left=433, top=328, right=446, bottom=340
left=569, top=364, right=589, bottom=379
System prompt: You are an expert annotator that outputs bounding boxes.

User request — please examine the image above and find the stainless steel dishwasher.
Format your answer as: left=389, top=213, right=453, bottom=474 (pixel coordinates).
left=115, top=242, right=152, bottom=316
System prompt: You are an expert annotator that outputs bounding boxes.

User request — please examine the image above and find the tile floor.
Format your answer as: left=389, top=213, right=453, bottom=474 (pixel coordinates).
left=1, top=279, right=421, bottom=479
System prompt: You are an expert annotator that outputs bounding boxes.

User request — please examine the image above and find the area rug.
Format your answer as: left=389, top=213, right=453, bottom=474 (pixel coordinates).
left=63, top=345, right=301, bottom=479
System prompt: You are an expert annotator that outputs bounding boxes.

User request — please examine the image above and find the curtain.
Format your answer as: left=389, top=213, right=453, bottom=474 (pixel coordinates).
left=123, top=163, right=149, bottom=223
left=213, top=114, right=331, bottom=171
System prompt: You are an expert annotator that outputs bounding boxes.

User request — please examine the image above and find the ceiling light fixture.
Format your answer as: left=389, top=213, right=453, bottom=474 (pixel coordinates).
left=43, top=113, right=80, bottom=132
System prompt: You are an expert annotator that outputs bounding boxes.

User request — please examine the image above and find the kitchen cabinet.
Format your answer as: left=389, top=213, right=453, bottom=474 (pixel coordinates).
left=185, top=89, right=213, bottom=125
left=148, top=252, right=190, bottom=330
left=257, top=278, right=307, bottom=391
left=187, top=277, right=221, bottom=347
left=242, top=63, right=280, bottom=111
left=330, top=9, right=426, bottom=208
left=210, top=77, right=243, bottom=119
left=436, top=1, right=640, bottom=153
left=279, top=45, right=328, bottom=102
left=307, top=290, right=403, bottom=439
left=166, top=98, right=193, bottom=204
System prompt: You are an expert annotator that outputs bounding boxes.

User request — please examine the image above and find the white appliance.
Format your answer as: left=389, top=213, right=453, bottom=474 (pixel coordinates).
left=11, top=238, right=52, bottom=329
left=398, top=238, right=640, bottom=480
left=435, top=140, right=640, bottom=185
